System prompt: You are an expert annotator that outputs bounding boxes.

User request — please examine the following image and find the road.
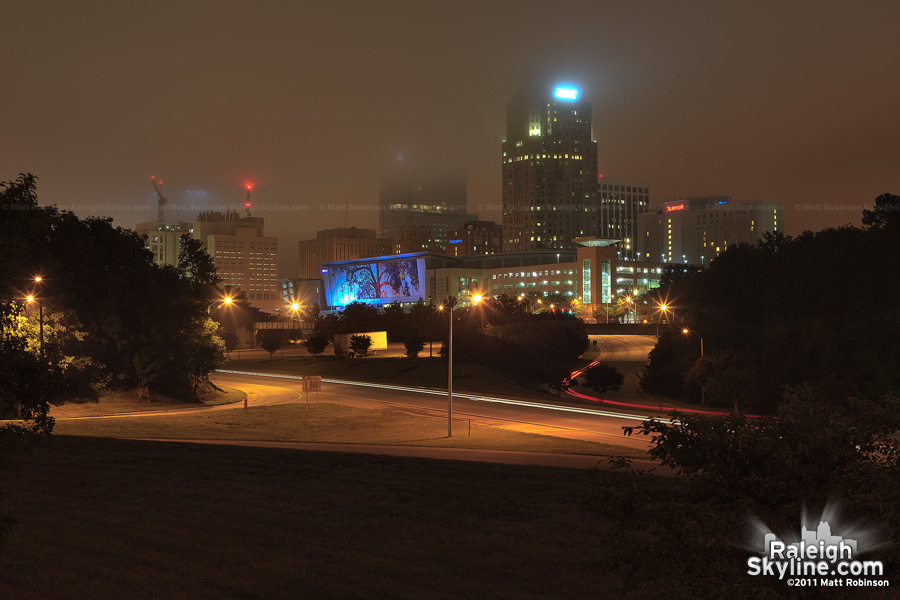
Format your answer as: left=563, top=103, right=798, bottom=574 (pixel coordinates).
left=209, top=370, right=657, bottom=451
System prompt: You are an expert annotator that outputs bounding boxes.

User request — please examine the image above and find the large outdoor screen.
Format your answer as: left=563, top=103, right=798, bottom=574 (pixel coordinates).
left=323, top=256, right=426, bottom=307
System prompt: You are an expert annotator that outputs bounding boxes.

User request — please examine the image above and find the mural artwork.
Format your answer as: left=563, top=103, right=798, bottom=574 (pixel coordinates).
left=329, top=257, right=423, bottom=306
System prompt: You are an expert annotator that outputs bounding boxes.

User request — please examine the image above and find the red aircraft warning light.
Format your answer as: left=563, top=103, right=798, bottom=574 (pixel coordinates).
left=244, top=182, right=253, bottom=216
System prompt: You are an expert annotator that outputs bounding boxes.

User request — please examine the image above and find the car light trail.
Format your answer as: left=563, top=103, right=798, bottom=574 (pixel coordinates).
left=215, top=370, right=668, bottom=424
left=567, top=360, right=763, bottom=417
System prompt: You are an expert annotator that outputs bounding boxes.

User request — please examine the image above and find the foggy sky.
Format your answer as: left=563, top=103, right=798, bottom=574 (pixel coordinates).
left=4, top=0, right=898, bottom=277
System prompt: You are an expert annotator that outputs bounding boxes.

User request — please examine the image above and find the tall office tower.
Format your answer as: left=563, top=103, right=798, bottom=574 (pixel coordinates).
left=638, top=196, right=784, bottom=266
left=298, top=227, right=393, bottom=279
left=596, top=177, right=651, bottom=260
left=502, top=82, right=598, bottom=252
left=379, top=160, right=476, bottom=251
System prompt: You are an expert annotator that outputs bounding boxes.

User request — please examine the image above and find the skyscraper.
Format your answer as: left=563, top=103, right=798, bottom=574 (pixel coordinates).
left=378, top=159, right=476, bottom=252
left=501, top=83, right=598, bottom=252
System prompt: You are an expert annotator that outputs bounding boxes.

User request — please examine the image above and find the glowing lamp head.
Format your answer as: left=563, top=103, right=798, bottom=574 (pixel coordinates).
left=682, top=329, right=689, bottom=334
left=26, top=295, right=34, bottom=302
left=661, top=303, right=668, bottom=310
left=245, top=183, right=253, bottom=191
left=437, top=304, right=444, bottom=311
left=223, top=297, right=233, bottom=305
left=472, top=294, right=482, bottom=303
left=290, top=302, right=300, bottom=311
left=34, top=276, right=42, bottom=283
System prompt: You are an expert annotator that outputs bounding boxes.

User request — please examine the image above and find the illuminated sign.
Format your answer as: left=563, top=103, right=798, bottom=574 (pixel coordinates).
left=323, top=257, right=426, bottom=307
left=448, top=239, right=463, bottom=244
left=553, top=86, right=579, bottom=101
left=665, top=203, right=685, bottom=212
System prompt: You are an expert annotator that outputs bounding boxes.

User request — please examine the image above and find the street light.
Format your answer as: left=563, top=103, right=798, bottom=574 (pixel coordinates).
left=208, top=296, right=233, bottom=314
left=439, top=294, right=482, bottom=437
left=682, top=328, right=705, bottom=405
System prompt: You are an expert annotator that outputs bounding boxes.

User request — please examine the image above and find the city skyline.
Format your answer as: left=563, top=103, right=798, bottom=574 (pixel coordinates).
left=3, top=1, right=898, bottom=277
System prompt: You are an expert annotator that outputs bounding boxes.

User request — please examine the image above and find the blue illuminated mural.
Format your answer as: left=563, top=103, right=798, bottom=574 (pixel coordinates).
left=325, top=257, right=425, bottom=307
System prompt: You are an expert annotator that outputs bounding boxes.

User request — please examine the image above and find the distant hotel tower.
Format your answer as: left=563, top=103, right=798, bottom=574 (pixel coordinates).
left=501, top=83, right=598, bottom=252
left=378, top=159, right=476, bottom=252
left=638, top=196, right=784, bottom=265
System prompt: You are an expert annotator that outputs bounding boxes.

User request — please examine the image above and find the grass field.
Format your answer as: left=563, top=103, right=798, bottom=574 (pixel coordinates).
left=0, top=435, right=638, bottom=599
left=52, top=402, right=644, bottom=458
left=48, top=387, right=246, bottom=418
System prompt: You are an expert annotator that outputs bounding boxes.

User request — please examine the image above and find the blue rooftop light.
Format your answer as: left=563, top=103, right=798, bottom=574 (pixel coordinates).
left=554, top=86, right=579, bottom=101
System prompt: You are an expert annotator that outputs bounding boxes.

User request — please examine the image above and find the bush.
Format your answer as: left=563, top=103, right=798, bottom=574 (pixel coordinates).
left=304, top=335, right=329, bottom=358
left=348, top=334, right=373, bottom=358
left=404, top=335, right=425, bottom=359
left=581, top=363, right=624, bottom=393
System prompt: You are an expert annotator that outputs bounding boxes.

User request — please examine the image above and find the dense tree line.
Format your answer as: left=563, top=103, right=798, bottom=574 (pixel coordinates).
left=0, top=174, right=227, bottom=407
left=311, top=296, right=588, bottom=385
left=640, top=194, right=900, bottom=413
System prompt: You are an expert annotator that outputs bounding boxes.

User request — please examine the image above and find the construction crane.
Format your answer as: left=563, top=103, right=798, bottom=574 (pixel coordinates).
left=150, top=176, right=169, bottom=222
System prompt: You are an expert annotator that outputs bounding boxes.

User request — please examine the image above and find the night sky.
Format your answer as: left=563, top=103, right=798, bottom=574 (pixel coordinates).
left=4, top=1, right=898, bottom=277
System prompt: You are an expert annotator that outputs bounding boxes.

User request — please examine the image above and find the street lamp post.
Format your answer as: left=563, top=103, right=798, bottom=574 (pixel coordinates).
left=26, top=294, right=43, bottom=360
left=27, top=275, right=44, bottom=360
left=440, top=294, right=481, bottom=437
left=682, top=328, right=705, bottom=405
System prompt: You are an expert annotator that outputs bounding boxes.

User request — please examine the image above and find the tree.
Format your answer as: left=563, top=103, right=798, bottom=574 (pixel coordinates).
left=349, top=334, right=373, bottom=358
left=861, top=192, right=900, bottom=231
left=546, top=364, right=572, bottom=396
left=581, top=363, right=624, bottom=394
left=404, top=335, right=425, bottom=359
left=178, top=318, right=227, bottom=396
left=0, top=173, right=227, bottom=402
left=579, top=384, right=900, bottom=597
left=176, top=234, right=221, bottom=292
left=338, top=302, right=380, bottom=333
left=257, top=330, right=284, bottom=358
left=304, top=334, right=329, bottom=358
left=684, top=350, right=753, bottom=411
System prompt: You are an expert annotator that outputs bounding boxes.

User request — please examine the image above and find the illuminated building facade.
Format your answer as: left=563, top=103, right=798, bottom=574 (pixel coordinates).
left=596, top=177, right=651, bottom=260
left=298, top=227, right=393, bottom=279
left=502, top=83, right=598, bottom=252
left=379, top=162, right=477, bottom=251
left=192, top=211, right=279, bottom=309
left=445, top=221, right=503, bottom=258
left=638, top=196, right=784, bottom=265
left=321, top=239, right=663, bottom=318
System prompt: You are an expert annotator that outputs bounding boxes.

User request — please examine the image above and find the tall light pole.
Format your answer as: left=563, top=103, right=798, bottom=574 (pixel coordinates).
left=683, top=328, right=705, bottom=405
left=27, top=276, right=44, bottom=360
left=439, top=294, right=482, bottom=437
left=26, top=294, right=43, bottom=360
